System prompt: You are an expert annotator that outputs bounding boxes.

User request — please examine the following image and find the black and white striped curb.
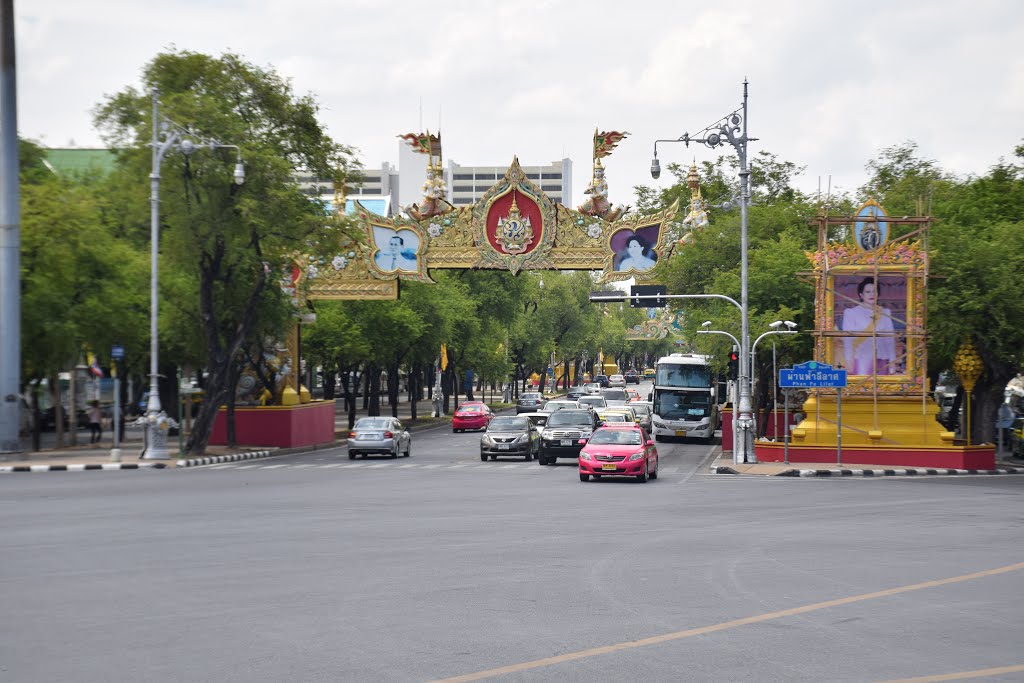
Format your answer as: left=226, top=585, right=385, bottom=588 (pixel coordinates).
left=712, top=465, right=1024, bottom=477
left=176, top=450, right=274, bottom=468
left=0, top=462, right=167, bottom=473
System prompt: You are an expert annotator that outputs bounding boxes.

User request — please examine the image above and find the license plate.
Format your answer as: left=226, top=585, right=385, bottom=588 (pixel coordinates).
left=675, top=430, right=687, bottom=437
left=601, top=463, right=617, bottom=471
left=560, top=439, right=572, bottom=446
left=498, top=444, right=510, bottom=450
left=358, top=433, right=379, bottom=440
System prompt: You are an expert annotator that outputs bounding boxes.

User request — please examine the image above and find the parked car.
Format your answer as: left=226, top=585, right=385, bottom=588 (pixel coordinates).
left=480, top=415, right=539, bottom=461
left=578, top=424, right=659, bottom=482
left=624, top=370, right=640, bottom=384
left=538, top=408, right=602, bottom=465
left=608, top=374, right=626, bottom=388
left=452, top=403, right=494, bottom=432
left=516, top=392, right=546, bottom=414
left=347, top=417, right=411, bottom=459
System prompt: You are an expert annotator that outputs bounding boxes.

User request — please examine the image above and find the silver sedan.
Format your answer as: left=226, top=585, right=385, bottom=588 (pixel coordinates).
left=347, top=417, right=411, bottom=459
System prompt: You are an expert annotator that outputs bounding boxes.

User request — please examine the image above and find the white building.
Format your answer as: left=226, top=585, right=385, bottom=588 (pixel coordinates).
left=301, top=142, right=573, bottom=218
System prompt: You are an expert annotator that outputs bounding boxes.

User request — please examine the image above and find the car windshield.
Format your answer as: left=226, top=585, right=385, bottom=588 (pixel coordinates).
left=600, top=414, right=628, bottom=422
left=547, top=410, right=593, bottom=426
left=588, top=429, right=643, bottom=445
left=355, top=418, right=390, bottom=429
left=631, top=404, right=652, bottom=416
left=520, top=394, right=541, bottom=401
left=458, top=406, right=485, bottom=413
left=579, top=396, right=604, bottom=406
left=489, top=417, right=528, bottom=431
left=654, top=390, right=711, bottom=419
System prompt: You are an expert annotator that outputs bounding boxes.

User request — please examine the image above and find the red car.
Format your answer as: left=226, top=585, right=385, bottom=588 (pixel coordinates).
left=577, top=424, right=658, bottom=483
left=452, top=403, right=494, bottom=432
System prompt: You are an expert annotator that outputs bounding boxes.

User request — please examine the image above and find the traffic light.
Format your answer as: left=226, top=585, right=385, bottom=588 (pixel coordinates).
left=727, top=348, right=740, bottom=381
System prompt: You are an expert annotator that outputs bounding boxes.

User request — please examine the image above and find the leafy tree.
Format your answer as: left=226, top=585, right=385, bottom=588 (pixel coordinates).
left=94, top=50, right=358, bottom=454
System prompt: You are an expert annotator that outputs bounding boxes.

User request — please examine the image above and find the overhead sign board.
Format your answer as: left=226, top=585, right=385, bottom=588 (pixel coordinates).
left=779, top=361, right=847, bottom=388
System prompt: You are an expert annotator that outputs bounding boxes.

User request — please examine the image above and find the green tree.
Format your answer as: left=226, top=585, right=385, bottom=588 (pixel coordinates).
left=94, top=50, right=358, bottom=454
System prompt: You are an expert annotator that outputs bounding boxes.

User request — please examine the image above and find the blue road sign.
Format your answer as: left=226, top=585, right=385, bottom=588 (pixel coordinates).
left=111, top=345, right=125, bottom=361
left=779, top=361, right=847, bottom=388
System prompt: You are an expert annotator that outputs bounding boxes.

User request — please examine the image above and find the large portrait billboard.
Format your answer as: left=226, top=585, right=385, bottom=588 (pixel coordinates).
left=830, top=273, right=908, bottom=376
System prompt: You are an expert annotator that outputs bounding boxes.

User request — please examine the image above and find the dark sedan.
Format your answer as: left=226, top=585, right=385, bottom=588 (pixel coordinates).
left=480, top=416, right=539, bottom=461
left=624, top=370, right=640, bottom=384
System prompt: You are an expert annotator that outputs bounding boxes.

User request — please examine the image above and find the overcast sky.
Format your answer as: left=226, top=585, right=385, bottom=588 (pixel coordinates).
left=14, top=0, right=1024, bottom=208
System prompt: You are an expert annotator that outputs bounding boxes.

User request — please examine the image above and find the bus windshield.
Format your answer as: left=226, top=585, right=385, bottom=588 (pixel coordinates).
left=653, top=390, right=712, bottom=420
left=655, top=363, right=712, bottom=388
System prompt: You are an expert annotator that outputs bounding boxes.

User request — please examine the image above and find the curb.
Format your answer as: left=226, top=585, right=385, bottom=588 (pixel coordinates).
left=782, top=466, right=1024, bottom=477
left=0, top=462, right=168, bottom=473
left=176, top=450, right=274, bottom=468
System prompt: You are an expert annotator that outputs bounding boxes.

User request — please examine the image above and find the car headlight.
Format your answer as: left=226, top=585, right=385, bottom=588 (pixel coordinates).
left=542, top=430, right=554, bottom=440
left=515, top=434, right=528, bottom=443
left=581, top=429, right=592, bottom=438
left=628, top=451, right=645, bottom=461
left=653, top=421, right=666, bottom=429
left=579, top=451, right=593, bottom=461
left=481, top=435, right=493, bottom=445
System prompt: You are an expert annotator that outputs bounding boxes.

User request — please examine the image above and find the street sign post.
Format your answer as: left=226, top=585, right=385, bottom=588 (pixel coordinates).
left=779, top=362, right=848, bottom=465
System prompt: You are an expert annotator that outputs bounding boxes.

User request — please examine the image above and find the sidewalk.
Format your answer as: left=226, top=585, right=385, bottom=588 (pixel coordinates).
left=3, top=394, right=507, bottom=471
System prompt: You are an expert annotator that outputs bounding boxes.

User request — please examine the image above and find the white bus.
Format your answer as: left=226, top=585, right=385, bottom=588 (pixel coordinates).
left=650, top=353, right=719, bottom=443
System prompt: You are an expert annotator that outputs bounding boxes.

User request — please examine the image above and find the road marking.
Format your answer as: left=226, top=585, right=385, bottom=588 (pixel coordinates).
left=319, top=464, right=344, bottom=468
left=431, top=562, right=1024, bottom=683
left=234, top=465, right=262, bottom=469
left=422, top=464, right=442, bottom=469
left=341, top=464, right=365, bottom=468
left=259, top=465, right=288, bottom=469
left=877, top=664, right=1024, bottom=682
left=398, top=464, right=418, bottom=468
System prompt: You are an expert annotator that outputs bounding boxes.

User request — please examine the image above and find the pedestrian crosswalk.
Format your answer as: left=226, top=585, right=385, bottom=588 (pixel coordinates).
left=198, top=459, right=689, bottom=475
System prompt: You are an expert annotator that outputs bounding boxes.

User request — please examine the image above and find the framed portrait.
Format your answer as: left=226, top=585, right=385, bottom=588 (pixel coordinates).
left=828, top=272, right=912, bottom=378
left=610, top=224, right=661, bottom=274
left=370, top=225, right=421, bottom=274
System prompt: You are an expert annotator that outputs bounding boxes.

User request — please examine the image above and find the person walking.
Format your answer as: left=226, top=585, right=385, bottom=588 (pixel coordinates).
left=87, top=400, right=103, bottom=444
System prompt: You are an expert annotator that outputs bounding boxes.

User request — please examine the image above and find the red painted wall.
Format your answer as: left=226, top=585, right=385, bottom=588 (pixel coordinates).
left=208, top=401, right=335, bottom=448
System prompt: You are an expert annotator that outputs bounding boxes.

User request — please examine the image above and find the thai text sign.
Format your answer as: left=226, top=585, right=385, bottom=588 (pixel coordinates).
left=779, top=361, right=847, bottom=388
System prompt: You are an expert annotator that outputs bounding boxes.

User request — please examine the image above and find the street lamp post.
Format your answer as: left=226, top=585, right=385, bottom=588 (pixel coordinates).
left=750, top=321, right=798, bottom=396
left=142, top=88, right=244, bottom=459
left=651, top=81, right=757, bottom=461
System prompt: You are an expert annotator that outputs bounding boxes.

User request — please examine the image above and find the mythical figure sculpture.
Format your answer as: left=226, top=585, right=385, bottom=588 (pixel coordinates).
left=578, top=159, right=628, bottom=222
left=405, top=162, right=454, bottom=221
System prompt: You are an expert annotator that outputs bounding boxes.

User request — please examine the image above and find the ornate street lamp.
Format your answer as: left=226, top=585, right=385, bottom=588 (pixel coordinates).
left=142, top=89, right=244, bottom=459
left=651, top=81, right=757, bottom=462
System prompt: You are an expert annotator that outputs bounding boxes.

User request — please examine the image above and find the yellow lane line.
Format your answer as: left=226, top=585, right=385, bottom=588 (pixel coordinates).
left=432, top=562, right=1024, bottom=683
left=877, top=664, right=1024, bottom=682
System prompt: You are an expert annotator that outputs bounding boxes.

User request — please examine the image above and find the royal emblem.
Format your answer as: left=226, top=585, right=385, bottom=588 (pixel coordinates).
left=495, top=193, right=534, bottom=255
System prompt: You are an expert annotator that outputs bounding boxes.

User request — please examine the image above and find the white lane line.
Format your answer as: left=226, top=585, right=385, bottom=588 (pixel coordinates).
left=259, top=464, right=289, bottom=469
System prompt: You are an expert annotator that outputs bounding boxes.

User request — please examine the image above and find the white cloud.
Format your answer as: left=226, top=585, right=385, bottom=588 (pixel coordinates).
left=14, top=0, right=1024, bottom=204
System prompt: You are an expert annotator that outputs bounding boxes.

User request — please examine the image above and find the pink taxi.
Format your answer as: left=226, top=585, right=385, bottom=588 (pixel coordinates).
left=577, top=424, right=658, bottom=483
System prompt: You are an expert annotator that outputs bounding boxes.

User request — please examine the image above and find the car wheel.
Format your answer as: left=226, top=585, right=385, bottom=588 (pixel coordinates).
left=636, top=461, right=649, bottom=483
left=391, top=449, right=399, bottom=459
left=454, top=428, right=461, bottom=433
left=405, top=444, right=411, bottom=457
left=348, top=452, right=356, bottom=460
left=480, top=452, right=487, bottom=462
left=524, top=451, right=532, bottom=462
left=650, top=460, right=658, bottom=480
left=579, top=473, right=590, bottom=482
left=654, top=435, right=663, bottom=443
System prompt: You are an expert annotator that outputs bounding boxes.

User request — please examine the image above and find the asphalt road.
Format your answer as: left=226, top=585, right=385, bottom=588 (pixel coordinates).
left=3, top=415, right=1024, bottom=682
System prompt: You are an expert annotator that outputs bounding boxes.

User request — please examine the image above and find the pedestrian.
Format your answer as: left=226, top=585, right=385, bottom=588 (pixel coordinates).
left=87, top=400, right=103, bottom=444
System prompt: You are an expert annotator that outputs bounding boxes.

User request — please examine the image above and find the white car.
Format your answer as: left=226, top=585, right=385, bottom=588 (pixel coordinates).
left=542, top=400, right=583, bottom=413
left=583, top=383, right=602, bottom=394
left=608, top=374, right=626, bottom=388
